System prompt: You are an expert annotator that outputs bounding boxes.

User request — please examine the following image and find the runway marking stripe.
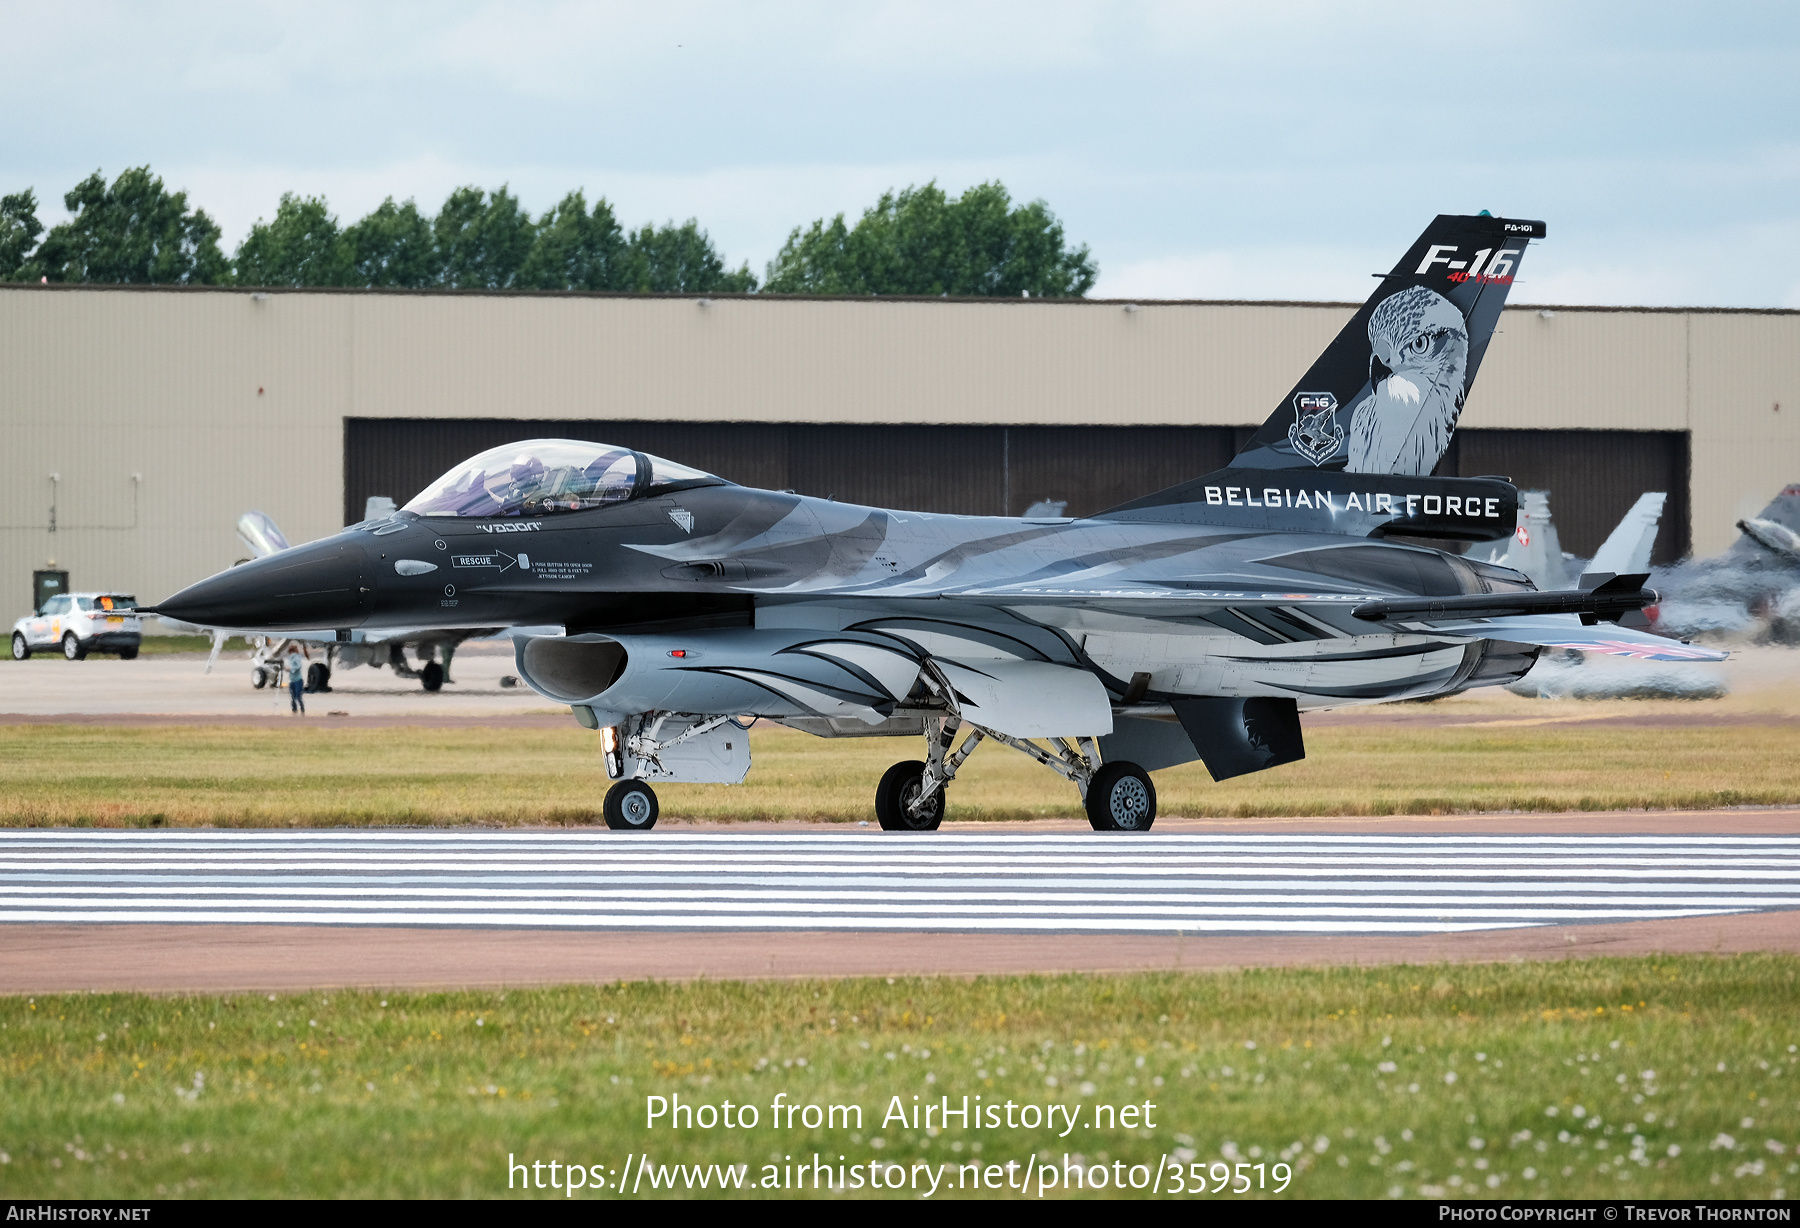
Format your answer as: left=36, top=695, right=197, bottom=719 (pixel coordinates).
left=3, top=886, right=1792, bottom=906
left=0, top=909, right=1563, bottom=933
left=4, top=832, right=1794, bottom=845
left=3, top=832, right=1792, bottom=935
left=0, top=900, right=1746, bottom=921
left=8, top=872, right=1792, bottom=889
left=5, top=864, right=1797, bottom=884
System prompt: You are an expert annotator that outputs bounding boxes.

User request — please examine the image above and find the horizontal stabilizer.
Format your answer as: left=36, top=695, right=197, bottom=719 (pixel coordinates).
left=1352, top=573, right=1654, bottom=626
left=1737, top=516, right=1800, bottom=563
left=1727, top=484, right=1800, bottom=559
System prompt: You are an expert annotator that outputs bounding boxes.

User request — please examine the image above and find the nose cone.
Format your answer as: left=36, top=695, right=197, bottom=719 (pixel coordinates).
left=154, top=538, right=373, bottom=630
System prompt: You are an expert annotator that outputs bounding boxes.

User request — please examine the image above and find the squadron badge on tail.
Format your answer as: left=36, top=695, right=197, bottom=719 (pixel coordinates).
left=1288, top=392, right=1344, bottom=466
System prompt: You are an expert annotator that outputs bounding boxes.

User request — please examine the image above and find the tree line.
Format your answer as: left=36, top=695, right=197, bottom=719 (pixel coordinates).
left=0, top=167, right=1096, bottom=297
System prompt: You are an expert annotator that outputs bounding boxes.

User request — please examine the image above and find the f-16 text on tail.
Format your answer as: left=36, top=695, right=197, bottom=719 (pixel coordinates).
left=149, top=213, right=1722, bottom=833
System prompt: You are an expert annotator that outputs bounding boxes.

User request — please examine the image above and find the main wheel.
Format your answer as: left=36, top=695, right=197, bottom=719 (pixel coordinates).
left=874, top=760, right=946, bottom=831
left=62, top=633, right=86, bottom=661
left=603, top=779, right=660, bottom=831
left=11, top=633, right=28, bottom=661
left=119, top=646, right=138, bottom=660
left=251, top=665, right=269, bottom=689
left=306, top=662, right=330, bottom=692
left=420, top=661, right=444, bottom=692
left=1085, top=761, right=1156, bottom=832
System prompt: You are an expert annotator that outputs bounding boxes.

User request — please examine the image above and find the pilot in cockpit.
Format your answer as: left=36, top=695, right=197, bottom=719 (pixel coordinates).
left=490, top=453, right=549, bottom=514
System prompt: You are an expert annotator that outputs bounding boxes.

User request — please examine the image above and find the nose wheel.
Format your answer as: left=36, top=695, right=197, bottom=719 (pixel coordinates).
left=874, top=760, right=945, bottom=831
left=603, top=779, right=660, bottom=831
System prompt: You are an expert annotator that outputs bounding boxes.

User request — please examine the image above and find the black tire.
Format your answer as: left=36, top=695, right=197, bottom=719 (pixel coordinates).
left=1085, top=761, right=1156, bottom=832
left=251, top=665, right=269, bottom=689
left=306, top=662, right=329, bottom=693
left=11, top=633, right=28, bottom=661
left=62, top=633, right=86, bottom=661
left=420, top=661, right=444, bottom=692
left=119, top=647, right=138, bottom=660
left=603, top=779, right=659, bottom=831
left=874, top=760, right=946, bottom=831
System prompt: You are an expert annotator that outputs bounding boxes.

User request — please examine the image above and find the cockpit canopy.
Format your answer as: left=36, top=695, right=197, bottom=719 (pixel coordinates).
left=403, top=439, right=723, bottom=519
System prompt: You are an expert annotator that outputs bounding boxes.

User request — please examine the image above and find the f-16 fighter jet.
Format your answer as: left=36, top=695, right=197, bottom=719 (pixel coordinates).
left=147, top=214, right=1724, bottom=833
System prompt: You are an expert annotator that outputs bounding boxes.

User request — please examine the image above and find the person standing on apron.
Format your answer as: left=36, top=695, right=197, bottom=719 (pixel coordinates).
left=286, top=646, right=306, bottom=715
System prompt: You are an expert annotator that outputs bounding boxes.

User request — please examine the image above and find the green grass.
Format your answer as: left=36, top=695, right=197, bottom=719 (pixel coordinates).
left=129, top=635, right=255, bottom=656
left=0, top=957, right=1795, bottom=1199
left=3, top=721, right=1800, bottom=828
left=2, top=636, right=256, bottom=657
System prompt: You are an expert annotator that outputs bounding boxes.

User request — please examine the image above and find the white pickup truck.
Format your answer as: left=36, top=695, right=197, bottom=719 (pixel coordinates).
left=11, top=593, right=143, bottom=660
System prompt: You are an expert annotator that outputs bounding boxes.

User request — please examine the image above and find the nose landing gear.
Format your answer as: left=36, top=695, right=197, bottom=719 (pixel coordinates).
left=603, top=779, right=660, bottom=830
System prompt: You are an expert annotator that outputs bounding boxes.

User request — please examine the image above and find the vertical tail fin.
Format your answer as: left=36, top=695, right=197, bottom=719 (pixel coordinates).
left=1588, top=492, right=1667, bottom=576
left=1477, top=490, right=1568, bottom=589
left=1233, top=213, right=1545, bottom=476
left=236, top=511, right=291, bottom=559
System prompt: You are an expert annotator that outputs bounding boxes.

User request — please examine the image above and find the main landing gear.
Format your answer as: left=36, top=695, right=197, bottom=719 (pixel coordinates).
left=874, top=761, right=946, bottom=831
left=872, top=662, right=1157, bottom=833
left=1084, top=761, right=1156, bottom=832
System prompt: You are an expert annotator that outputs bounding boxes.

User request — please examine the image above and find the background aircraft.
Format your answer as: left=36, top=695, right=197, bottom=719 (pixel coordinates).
left=1472, top=491, right=1730, bottom=700
left=1476, top=491, right=1666, bottom=591
left=1649, top=486, right=1800, bottom=644
left=149, top=213, right=1723, bottom=833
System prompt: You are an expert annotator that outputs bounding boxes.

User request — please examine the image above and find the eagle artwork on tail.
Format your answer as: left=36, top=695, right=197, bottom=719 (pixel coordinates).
left=1346, top=286, right=1469, bottom=476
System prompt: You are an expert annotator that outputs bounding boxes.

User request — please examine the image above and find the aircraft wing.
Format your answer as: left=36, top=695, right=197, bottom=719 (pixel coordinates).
left=1381, top=614, right=1727, bottom=662
left=946, top=577, right=1726, bottom=660
left=950, top=578, right=1366, bottom=612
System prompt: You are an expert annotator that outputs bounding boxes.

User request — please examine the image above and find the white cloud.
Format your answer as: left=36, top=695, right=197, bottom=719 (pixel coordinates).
left=1093, top=244, right=1381, bottom=302
left=5, top=2, right=1798, bottom=305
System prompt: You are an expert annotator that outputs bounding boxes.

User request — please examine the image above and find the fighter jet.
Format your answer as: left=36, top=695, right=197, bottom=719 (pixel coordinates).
left=148, top=213, right=1723, bottom=833
left=1476, top=490, right=1667, bottom=592
left=1650, top=485, right=1800, bottom=642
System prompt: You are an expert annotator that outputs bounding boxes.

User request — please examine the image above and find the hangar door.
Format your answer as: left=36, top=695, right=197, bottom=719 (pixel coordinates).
left=344, top=419, right=1240, bottom=525
left=1438, top=429, right=1690, bottom=564
left=345, top=421, right=1690, bottom=564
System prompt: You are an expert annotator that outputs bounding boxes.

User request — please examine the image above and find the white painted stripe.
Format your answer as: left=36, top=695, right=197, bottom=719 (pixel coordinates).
left=1, top=884, right=1792, bottom=906
left=0, top=898, right=1742, bottom=921
left=4, top=831, right=1794, bottom=844
left=0, top=908, right=1550, bottom=933
left=5, top=862, right=1796, bottom=883
left=1, top=831, right=1793, bottom=935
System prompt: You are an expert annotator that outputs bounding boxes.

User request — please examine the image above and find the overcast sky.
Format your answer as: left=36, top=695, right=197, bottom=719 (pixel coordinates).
left=6, top=1, right=1798, bottom=305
